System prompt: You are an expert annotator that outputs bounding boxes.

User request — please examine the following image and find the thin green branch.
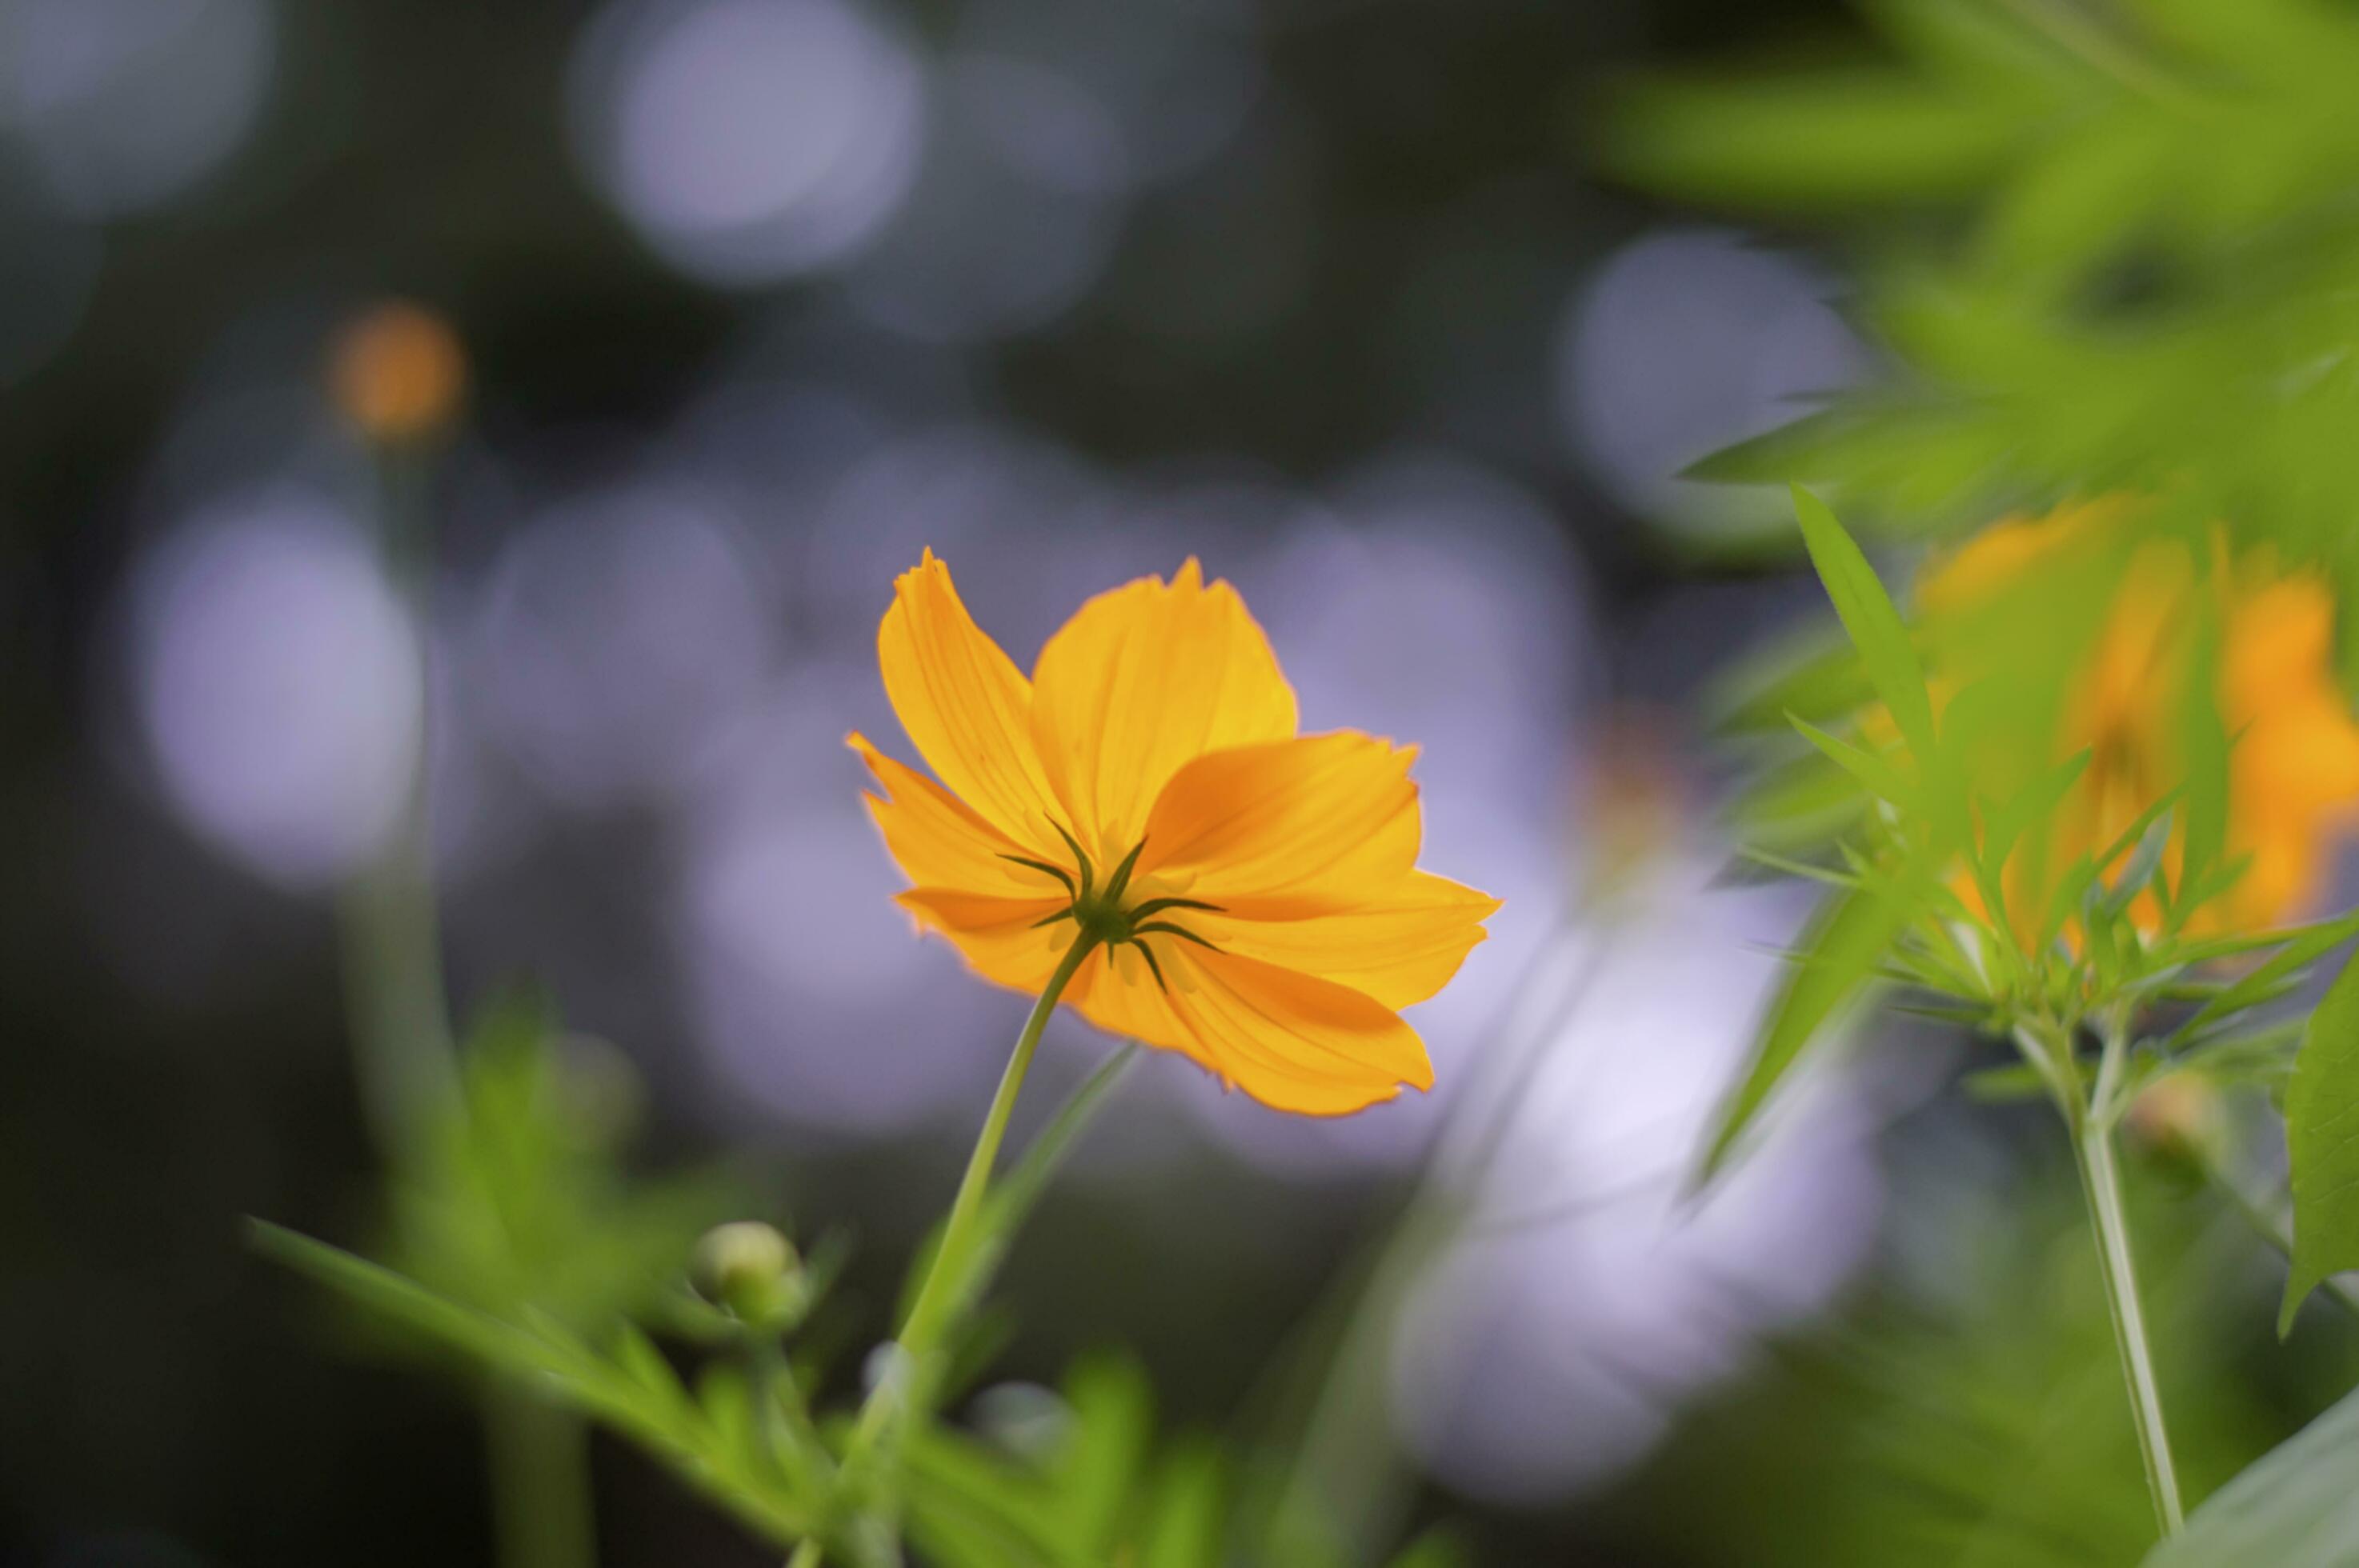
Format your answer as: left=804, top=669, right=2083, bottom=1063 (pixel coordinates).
left=2025, top=1014, right=2185, bottom=1538
left=843, top=934, right=1100, bottom=1477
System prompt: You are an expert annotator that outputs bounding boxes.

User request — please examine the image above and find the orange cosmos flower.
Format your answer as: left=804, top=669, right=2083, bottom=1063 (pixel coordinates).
left=1919, top=502, right=2359, bottom=940
left=848, top=551, right=1500, bottom=1115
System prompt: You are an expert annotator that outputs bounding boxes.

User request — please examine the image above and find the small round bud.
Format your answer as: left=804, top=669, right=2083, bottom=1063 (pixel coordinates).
left=2126, top=1074, right=2224, bottom=1165
left=329, top=301, right=467, bottom=443
left=691, top=1221, right=803, bottom=1326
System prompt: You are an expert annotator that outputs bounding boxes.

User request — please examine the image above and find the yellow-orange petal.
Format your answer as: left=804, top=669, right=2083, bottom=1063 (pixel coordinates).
left=2225, top=577, right=2337, bottom=714
left=1027, top=558, right=1298, bottom=860
left=1192, top=870, right=1500, bottom=1010
left=1916, top=496, right=2133, bottom=616
left=850, top=733, right=1067, bottom=902
left=1135, top=731, right=1420, bottom=911
left=878, top=551, right=1062, bottom=854
left=1063, top=946, right=1224, bottom=1076
left=1071, top=942, right=1430, bottom=1116
left=898, top=889, right=1078, bottom=992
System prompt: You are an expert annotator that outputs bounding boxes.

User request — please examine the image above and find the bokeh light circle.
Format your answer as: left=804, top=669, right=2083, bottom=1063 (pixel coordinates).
left=844, top=54, right=1127, bottom=343
left=476, top=479, right=779, bottom=811
left=130, top=490, right=423, bottom=890
left=569, top=0, right=926, bottom=286
left=1559, top=227, right=1868, bottom=535
left=0, top=0, right=277, bottom=218
left=1391, top=866, right=1883, bottom=1501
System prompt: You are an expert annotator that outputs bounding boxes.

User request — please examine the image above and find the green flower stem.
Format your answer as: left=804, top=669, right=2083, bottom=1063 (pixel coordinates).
left=980, top=1039, right=1139, bottom=1238
left=2075, top=1105, right=2185, bottom=1536
left=343, top=444, right=595, bottom=1568
left=785, top=1540, right=824, bottom=1568
left=751, top=1334, right=828, bottom=1493
left=485, top=1380, right=599, bottom=1568
left=2024, top=1015, right=2185, bottom=1538
left=844, top=933, right=1100, bottom=1469
left=338, top=447, right=459, bottom=1166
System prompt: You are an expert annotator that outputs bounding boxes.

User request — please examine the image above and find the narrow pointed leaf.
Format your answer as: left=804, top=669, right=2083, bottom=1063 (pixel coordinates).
left=2177, top=910, right=2359, bottom=1043
left=2280, top=947, right=2359, bottom=1334
left=2143, top=1382, right=2359, bottom=1565
left=1789, top=714, right=1916, bottom=806
left=1695, top=866, right=1924, bottom=1186
left=1790, top=486, right=1938, bottom=765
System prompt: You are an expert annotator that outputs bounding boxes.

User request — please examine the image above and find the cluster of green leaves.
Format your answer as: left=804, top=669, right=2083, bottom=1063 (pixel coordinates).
left=265, top=1033, right=1465, bottom=1566
left=258, top=1207, right=1459, bottom=1568
left=262, top=1039, right=1062, bottom=1566
left=257, top=1218, right=837, bottom=1546
left=1605, top=0, right=2359, bottom=1545
left=1700, top=492, right=2342, bottom=1175
left=1702, top=492, right=2359, bottom=1341
left=382, top=993, right=743, bottom=1337
left=904, top=1355, right=1466, bottom=1568
left=1603, top=0, right=2359, bottom=602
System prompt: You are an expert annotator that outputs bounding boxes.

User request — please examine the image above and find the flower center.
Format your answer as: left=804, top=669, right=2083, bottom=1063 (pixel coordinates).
left=999, top=822, right=1223, bottom=991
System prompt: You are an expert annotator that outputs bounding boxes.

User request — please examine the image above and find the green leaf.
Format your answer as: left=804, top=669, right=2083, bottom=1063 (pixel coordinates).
left=1962, top=1062, right=2052, bottom=1104
left=2142, top=1382, right=2359, bottom=1566
left=2095, top=805, right=2175, bottom=920
left=1727, top=749, right=1870, bottom=852
left=1973, top=747, right=2091, bottom=923
left=1790, top=486, right=1938, bottom=765
left=2280, top=947, right=2359, bottom=1334
left=2173, top=910, right=2359, bottom=1045
left=1694, top=866, right=1926, bottom=1186
left=1732, top=846, right=1860, bottom=890
left=1384, top=1528, right=1472, bottom=1568
left=1706, top=624, right=1876, bottom=734
left=2177, top=609, right=2230, bottom=906
left=1137, top=1442, right=1228, bottom=1568
left=1789, top=715, right=1917, bottom=806
left=1598, top=76, right=2020, bottom=211
left=1056, top=1354, right=1155, bottom=1554
left=251, top=1218, right=572, bottom=1379
left=253, top=1222, right=819, bottom=1544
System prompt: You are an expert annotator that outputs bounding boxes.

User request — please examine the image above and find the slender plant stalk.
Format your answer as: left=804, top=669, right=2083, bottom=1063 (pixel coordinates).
left=2073, top=1107, right=2185, bottom=1535
left=982, top=1041, right=1139, bottom=1235
left=340, top=443, right=598, bottom=1568
left=845, top=934, right=1100, bottom=1466
left=2029, top=1015, right=2185, bottom=1538
left=785, top=1539, right=824, bottom=1568
left=485, top=1378, right=599, bottom=1568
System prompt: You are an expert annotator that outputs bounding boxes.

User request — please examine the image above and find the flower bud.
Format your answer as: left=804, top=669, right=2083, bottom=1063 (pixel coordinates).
left=1577, top=706, right=1689, bottom=903
left=329, top=301, right=467, bottom=444
left=691, top=1221, right=805, bottom=1327
left=2125, top=1074, right=2224, bottom=1166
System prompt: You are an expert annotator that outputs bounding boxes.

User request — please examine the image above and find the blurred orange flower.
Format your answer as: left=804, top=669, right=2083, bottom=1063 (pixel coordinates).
left=1921, top=502, right=2359, bottom=939
left=330, top=301, right=467, bottom=443
left=851, top=551, right=1499, bottom=1115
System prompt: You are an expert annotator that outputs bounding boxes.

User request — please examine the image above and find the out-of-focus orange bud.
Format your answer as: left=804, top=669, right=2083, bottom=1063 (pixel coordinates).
left=329, top=301, right=467, bottom=444
left=1580, top=706, right=1689, bottom=901
left=2125, top=1072, right=2224, bottom=1164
